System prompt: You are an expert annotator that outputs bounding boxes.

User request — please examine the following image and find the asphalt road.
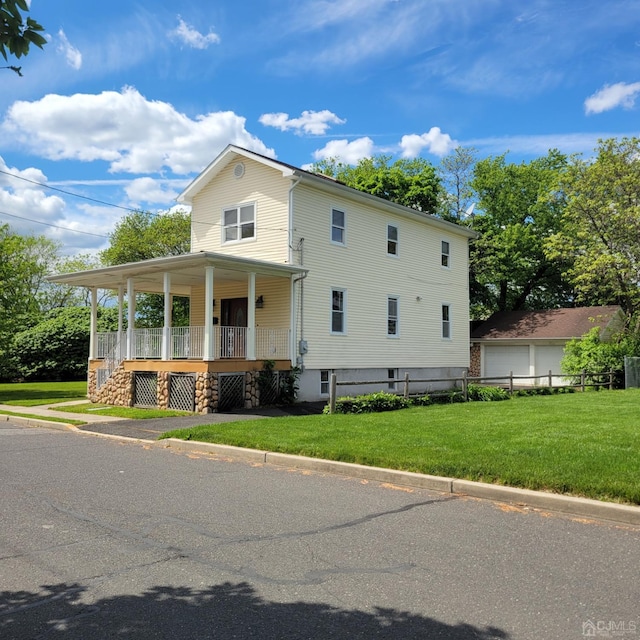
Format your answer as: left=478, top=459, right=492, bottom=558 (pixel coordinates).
left=0, top=421, right=638, bottom=639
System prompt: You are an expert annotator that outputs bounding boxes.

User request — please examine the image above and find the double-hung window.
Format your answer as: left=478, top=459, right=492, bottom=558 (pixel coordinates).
left=320, top=370, right=330, bottom=395
left=387, top=224, right=398, bottom=256
left=223, top=203, right=255, bottom=243
left=442, top=304, right=451, bottom=339
left=331, top=208, right=345, bottom=244
left=387, top=296, right=399, bottom=337
left=441, top=240, right=450, bottom=268
left=331, top=288, right=346, bottom=334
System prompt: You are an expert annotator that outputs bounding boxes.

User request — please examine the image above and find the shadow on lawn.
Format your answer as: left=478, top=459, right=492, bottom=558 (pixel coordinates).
left=1, top=581, right=510, bottom=639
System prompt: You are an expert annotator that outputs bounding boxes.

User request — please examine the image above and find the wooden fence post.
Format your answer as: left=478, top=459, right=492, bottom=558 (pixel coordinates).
left=462, top=370, right=468, bottom=402
left=329, top=373, right=337, bottom=414
left=548, top=370, right=552, bottom=388
left=509, top=371, right=514, bottom=395
left=403, top=372, right=410, bottom=400
left=609, top=370, right=614, bottom=390
left=581, top=369, right=586, bottom=392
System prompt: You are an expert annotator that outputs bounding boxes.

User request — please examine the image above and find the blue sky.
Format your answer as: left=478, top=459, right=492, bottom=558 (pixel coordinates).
left=1, top=0, right=639, bottom=255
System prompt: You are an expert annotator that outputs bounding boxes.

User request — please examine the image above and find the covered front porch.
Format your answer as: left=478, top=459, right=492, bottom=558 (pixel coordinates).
left=49, top=252, right=307, bottom=412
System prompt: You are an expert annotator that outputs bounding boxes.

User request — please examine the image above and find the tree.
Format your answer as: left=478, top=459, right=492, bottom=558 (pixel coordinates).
left=470, top=150, right=572, bottom=318
left=546, top=137, right=640, bottom=315
left=101, top=209, right=191, bottom=327
left=1, top=0, right=46, bottom=75
left=312, top=155, right=441, bottom=216
left=437, top=146, right=478, bottom=222
left=12, top=306, right=119, bottom=381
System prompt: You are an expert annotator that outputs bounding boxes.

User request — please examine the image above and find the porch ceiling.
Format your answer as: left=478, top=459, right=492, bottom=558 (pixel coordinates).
left=47, top=251, right=307, bottom=294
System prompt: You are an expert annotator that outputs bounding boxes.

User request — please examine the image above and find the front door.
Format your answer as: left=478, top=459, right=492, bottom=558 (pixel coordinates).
left=220, top=298, right=248, bottom=358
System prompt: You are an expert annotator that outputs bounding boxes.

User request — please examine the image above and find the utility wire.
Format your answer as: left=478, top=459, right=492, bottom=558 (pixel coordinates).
left=0, top=209, right=109, bottom=238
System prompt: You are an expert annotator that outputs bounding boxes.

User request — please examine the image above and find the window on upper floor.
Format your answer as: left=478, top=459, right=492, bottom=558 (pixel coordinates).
left=331, top=288, right=346, bottom=334
left=387, top=224, right=398, bottom=256
left=442, top=304, right=451, bottom=339
left=331, top=208, right=345, bottom=245
left=387, top=296, right=399, bottom=337
left=223, top=203, right=255, bottom=243
left=441, top=240, right=450, bottom=268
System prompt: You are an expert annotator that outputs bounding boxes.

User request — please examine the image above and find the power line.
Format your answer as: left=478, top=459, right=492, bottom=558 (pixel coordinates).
left=0, top=168, right=139, bottom=213
left=0, top=210, right=109, bottom=238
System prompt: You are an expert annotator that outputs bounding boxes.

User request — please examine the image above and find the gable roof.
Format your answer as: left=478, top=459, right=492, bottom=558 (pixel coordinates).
left=471, top=306, right=624, bottom=341
left=177, top=144, right=477, bottom=240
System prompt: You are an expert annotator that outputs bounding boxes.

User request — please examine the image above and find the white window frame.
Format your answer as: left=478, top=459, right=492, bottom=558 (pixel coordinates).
left=320, top=370, right=331, bottom=395
left=441, top=240, right=451, bottom=268
left=387, top=295, right=399, bottom=337
left=442, top=304, right=451, bottom=339
left=387, top=224, right=398, bottom=257
left=331, top=208, right=346, bottom=245
left=222, top=202, right=256, bottom=244
left=330, top=288, right=347, bottom=335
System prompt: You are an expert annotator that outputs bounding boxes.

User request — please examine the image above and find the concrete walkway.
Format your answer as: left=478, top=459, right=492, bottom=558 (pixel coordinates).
left=0, top=400, right=127, bottom=423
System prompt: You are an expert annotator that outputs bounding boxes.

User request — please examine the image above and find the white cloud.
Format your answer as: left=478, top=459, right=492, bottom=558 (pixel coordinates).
left=584, top=82, right=640, bottom=115
left=259, top=110, right=346, bottom=135
left=2, top=87, right=274, bottom=175
left=125, top=177, right=180, bottom=205
left=400, top=128, right=456, bottom=158
left=170, top=16, right=220, bottom=49
left=56, top=29, right=83, bottom=70
left=312, top=137, right=375, bottom=164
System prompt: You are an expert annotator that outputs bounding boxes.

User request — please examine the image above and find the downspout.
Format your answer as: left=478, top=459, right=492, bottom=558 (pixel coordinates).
left=288, top=175, right=308, bottom=369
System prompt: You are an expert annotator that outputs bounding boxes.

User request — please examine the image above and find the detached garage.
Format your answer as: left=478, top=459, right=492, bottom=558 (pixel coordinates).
left=470, top=306, right=624, bottom=386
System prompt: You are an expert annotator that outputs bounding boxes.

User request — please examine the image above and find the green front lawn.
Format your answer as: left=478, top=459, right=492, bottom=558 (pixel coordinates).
left=0, top=381, right=88, bottom=406
left=161, top=389, right=640, bottom=505
left=52, top=403, right=195, bottom=419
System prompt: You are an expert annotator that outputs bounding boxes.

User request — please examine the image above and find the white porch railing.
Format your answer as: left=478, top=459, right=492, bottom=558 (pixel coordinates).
left=257, top=328, right=290, bottom=359
left=95, top=326, right=290, bottom=361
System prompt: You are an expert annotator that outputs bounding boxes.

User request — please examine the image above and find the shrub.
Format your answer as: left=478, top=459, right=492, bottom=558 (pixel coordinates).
left=410, top=394, right=433, bottom=407
left=467, top=384, right=510, bottom=402
left=325, top=391, right=410, bottom=414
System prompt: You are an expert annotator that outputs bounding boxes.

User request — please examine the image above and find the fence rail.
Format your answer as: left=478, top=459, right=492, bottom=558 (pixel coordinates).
left=328, top=369, right=616, bottom=414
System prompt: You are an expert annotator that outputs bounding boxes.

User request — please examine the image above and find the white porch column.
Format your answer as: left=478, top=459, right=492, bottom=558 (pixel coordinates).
left=247, top=272, right=256, bottom=360
left=89, top=287, right=98, bottom=361
left=117, top=285, right=124, bottom=359
left=203, top=266, right=215, bottom=361
left=127, top=278, right=135, bottom=360
left=162, top=272, right=171, bottom=360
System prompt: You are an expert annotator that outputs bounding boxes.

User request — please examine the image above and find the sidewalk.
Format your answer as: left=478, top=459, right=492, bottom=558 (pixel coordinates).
left=0, top=400, right=127, bottom=423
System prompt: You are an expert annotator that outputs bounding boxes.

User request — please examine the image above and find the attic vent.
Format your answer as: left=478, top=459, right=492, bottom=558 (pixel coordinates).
left=233, top=162, right=245, bottom=178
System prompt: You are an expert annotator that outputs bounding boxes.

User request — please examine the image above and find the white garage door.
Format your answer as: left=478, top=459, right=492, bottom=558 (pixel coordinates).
left=484, top=345, right=530, bottom=382
left=534, top=345, right=566, bottom=384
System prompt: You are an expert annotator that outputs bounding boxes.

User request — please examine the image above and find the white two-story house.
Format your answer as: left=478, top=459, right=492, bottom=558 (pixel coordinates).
left=49, top=145, right=477, bottom=411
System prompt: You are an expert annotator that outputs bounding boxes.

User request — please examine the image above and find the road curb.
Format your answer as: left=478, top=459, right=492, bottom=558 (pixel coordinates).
left=0, top=413, right=78, bottom=431
left=158, top=439, right=640, bottom=526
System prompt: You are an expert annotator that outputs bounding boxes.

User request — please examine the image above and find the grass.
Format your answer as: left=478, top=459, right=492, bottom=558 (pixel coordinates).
left=51, top=403, right=195, bottom=420
left=0, top=381, right=88, bottom=406
left=161, top=389, right=640, bottom=505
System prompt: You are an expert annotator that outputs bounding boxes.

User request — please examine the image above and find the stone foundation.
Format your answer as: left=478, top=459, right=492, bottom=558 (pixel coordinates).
left=89, top=364, right=133, bottom=407
left=469, top=344, right=481, bottom=377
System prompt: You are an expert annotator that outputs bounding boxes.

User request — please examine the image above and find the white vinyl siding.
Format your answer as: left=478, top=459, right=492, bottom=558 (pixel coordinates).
left=290, top=182, right=472, bottom=370
left=190, top=157, right=290, bottom=263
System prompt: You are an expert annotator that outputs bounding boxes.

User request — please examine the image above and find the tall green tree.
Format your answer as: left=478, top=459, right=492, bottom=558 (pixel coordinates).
left=546, top=137, right=640, bottom=315
left=1, top=0, right=46, bottom=75
left=437, top=146, right=477, bottom=222
left=101, top=209, right=191, bottom=327
left=469, top=150, right=572, bottom=318
left=312, top=155, right=441, bottom=215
